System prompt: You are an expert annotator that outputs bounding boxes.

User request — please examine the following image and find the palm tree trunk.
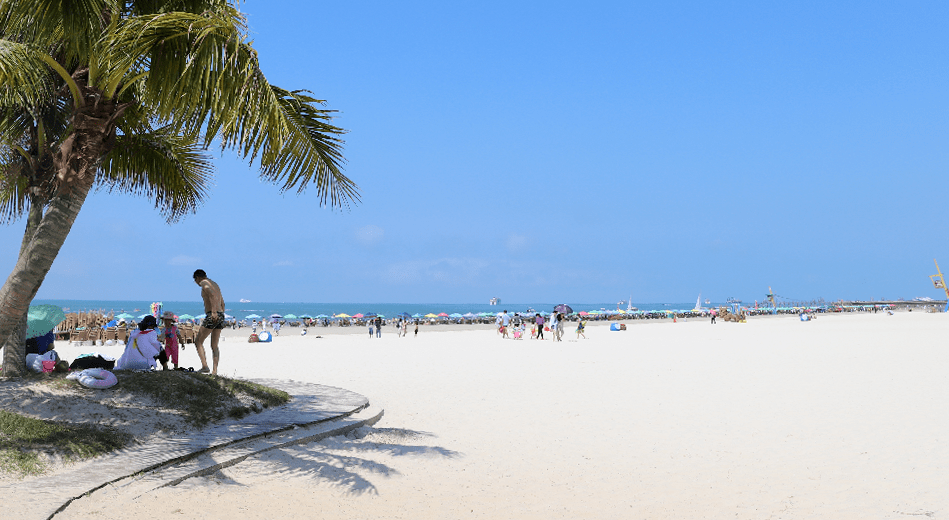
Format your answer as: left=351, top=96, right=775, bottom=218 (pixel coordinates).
left=0, top=179, right=93, bottom=376
left=0, top=84, right=118, bottom=376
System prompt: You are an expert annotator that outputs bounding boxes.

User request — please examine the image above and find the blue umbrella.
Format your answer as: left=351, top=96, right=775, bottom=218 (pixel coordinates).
left=245, top=313, right=262, bottom=319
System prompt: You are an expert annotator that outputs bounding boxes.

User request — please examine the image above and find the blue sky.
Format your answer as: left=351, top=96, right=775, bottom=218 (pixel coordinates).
left=2, top=0, right=948, bottom=304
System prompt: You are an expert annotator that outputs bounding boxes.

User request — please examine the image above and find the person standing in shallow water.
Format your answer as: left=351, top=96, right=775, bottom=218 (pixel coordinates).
left=193, top=269, right=225, bottom=375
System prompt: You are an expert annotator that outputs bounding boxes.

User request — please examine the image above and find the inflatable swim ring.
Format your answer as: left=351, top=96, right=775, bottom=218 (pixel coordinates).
left=257, top=331, right=272, bottom=342
left=76, top=368, right=118, bottom=389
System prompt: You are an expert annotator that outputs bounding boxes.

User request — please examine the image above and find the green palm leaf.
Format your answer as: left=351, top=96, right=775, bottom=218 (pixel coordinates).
left=98, top=127, right=214, bottom=223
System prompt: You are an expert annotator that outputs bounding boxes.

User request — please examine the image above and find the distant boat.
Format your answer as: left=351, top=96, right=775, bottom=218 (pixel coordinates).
left=239, top=298, right=251, bottom=303
left=705, top=299, right=711, bottom=305
left=694, top=294, right=703, bottom=311
left=914, top=296, right=935, bottom=302
left=489, top=297, right=499, bottom=305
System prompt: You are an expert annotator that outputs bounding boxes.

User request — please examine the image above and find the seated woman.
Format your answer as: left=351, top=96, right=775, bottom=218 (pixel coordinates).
left=114, top=315, right=163, bottom=370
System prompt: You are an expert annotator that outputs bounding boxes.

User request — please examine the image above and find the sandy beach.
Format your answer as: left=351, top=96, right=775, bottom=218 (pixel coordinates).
left=9, top=311, right=949, bottom=519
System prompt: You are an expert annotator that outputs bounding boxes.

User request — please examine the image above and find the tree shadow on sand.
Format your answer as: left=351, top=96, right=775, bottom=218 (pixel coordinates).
left=195, top=427, right=460, bottom=495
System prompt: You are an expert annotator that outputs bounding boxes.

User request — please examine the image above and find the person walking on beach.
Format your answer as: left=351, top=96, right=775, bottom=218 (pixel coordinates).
left=556, top=312, right=565, bottom=341
left=500, top=310, right=511, bottom=338
left=535, top=313, right=545, bottom=339
left=193, top=269, right=225, bottom=375
left=368, top=320, right=374, bottom=338
left=375, top=316, right=383, bottom=338
left=549, top=312, right=559, bottom=341
left=576, top=319, right=586, bottom=339
left=414, top=319, right=419, bottom=337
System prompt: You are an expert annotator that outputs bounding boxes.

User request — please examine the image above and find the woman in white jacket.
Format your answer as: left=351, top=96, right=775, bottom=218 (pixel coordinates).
left=114, top=315, right=163, bottom=370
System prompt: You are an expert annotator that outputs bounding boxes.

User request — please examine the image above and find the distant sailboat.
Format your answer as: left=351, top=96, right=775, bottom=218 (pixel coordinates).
left=694, top=294, right=703, bottom=311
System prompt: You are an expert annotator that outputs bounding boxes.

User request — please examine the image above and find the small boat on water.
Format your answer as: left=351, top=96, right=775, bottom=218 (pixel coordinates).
left=489, top=297, right=500, bottom=305
left=240, top=298, right=251, bottom=303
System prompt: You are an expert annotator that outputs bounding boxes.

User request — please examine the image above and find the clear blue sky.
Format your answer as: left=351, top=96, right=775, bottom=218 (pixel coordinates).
left=2, top=1, right=948, bottom=304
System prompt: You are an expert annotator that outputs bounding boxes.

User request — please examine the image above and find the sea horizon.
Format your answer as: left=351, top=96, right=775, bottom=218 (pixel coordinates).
left=32, top=298, right=732, bottom=319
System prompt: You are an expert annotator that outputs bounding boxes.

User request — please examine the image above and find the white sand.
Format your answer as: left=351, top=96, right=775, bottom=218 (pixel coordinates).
left=31, top=312, right=949, bottom=518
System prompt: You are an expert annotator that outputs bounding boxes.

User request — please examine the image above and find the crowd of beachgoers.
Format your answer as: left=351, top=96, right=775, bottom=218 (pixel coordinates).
left=53, top=302, right=914, bottom=336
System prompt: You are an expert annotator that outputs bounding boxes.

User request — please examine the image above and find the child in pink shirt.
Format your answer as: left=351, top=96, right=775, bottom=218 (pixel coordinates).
left=160, top=311, right=185, bottom=370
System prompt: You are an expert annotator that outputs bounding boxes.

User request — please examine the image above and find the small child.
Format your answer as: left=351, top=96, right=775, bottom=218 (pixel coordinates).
left=576, top=320, right=586, bottom=339
left=160, top=311, right=185, bottom=370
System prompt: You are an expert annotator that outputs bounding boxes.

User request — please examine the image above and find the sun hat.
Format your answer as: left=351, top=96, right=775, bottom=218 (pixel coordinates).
left=161, top=311, right=176, bottom=320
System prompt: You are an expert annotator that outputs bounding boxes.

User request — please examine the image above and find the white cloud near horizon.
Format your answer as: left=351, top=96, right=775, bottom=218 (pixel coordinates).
left=356, top=225, right=385, bottom=246
left=168, top=255, right=201, bottom=266
left=385, top=257, right=490, bottom=285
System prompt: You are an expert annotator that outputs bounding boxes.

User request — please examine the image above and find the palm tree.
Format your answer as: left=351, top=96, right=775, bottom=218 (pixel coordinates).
left=0, top=0, right=358, bottom=375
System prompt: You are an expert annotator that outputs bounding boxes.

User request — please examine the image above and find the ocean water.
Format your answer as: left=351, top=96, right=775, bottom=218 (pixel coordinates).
left=31, top=299, right=714, bottom=319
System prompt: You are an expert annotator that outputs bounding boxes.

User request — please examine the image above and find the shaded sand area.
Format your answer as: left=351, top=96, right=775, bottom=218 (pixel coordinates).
left=17, top=311, right=949, bottom=518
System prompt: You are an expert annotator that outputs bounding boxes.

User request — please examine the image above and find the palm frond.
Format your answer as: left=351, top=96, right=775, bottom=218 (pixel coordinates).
left=0, top=0, right=118, bottom=65
left=98, top=126, right=214, bottom=222
left=0, top=39, right=56, bottom=108
left=0, top=153, right=30, bottom=224
left=102, top=9, right=358, bottom=208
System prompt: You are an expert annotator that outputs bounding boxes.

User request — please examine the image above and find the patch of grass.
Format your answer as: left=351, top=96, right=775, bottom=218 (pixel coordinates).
left=111, top=371, right=290, bottom=428
left=0, top=410, right=130, bottom=476
left=1, top=372, right=290, bottom=478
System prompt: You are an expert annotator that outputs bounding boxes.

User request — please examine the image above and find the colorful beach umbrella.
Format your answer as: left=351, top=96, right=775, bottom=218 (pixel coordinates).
left=353, top=313, right=365, bottom=318
left=245, top=313, right=261, bottom=319
left=335, top=313, right=351, bottom=318
left=284, top=314, right=298, bottom=320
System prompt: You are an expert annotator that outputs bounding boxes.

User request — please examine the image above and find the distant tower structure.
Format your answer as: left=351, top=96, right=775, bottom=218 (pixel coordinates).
left=766, top=287, right=777, bottom=314
left=929, top=259, right=949, bottom=312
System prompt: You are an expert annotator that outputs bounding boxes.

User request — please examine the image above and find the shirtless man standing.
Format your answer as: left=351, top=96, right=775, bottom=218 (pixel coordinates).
left=193, top=269, right=225, bottom=374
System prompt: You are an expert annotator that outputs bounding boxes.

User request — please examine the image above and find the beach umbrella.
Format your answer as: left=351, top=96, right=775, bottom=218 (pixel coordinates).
left=315, top=314, right=329, bottom=318
left=353, top=313, right=364, bottom=318
left=437, top=312, right=449, bottom=317
left=411, top=313, right=422, bottom=318
left=364, top=313, right=377, bottom=318
left=299, top=314, right=313, bottom=319
left=178, top=313, right=195, bottom=321
left=137, top=313, right=150, bottom=319
left=245, top=313, right=261, bottom=319
left=335, top=313, right=351, bottom=318
left=195, top=314, right=206, bottom=320
left=270, top=314, right=282, bottom=319
left=553, top=304, right=573, bottom=314
left=284, top=314, right=298, bottom=320
left=398, top=312, right=411, bottom=318
left=463, top=312, right=476, bottom=318
left=116, top=312, right=134, bottom=320
left=26, top=304, right=66, bottom=339
left=449, top=313, right=464, bottom=318
left=424, top=313, right=438, bottom=318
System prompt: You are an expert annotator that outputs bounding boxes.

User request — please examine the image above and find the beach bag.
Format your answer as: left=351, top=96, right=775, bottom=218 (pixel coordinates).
left=248, top=333, right=259, bottom=343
